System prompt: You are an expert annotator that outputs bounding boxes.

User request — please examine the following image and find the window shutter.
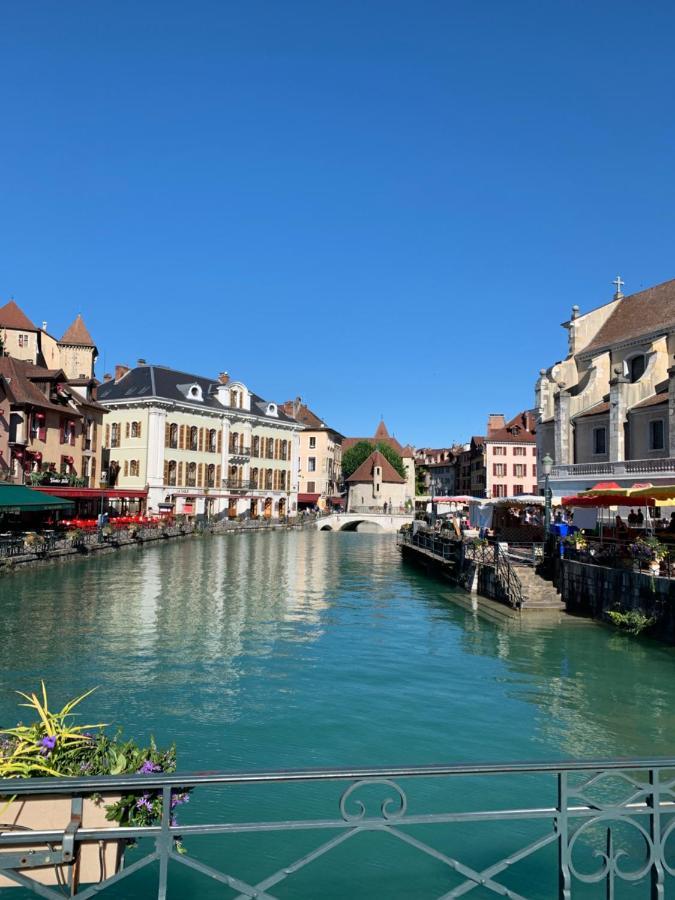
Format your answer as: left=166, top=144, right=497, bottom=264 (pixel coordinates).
left=125, top=422, right=130, bottom=438
left=177, top=462, right=183, bottom=486
left=216, top=464, right=221, bottom=486
left=180, top=425, right=185, bottom=449
left=199, top=428, right=204, bottom=452
left=165, top=423, right=170, bottom=447
left=164, top=460, right=169, bottom=483
left=198, top=463, right=203, bottom=486
left=217, top=430, right=222, bottom=454
left=105, top=423, right=110, bottom=447
left=123, top=460, right=129, bottom=477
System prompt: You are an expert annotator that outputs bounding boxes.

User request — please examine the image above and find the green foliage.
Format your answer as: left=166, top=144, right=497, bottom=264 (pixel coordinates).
left=0, top=684, right=186, bottom=837
left=341, top=440, right=407, bottom=480
left=607, top=609, right=656, bottom=635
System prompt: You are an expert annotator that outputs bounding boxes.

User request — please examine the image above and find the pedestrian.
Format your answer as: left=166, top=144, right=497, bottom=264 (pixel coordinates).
left=383, top=501, right=388, bottom=514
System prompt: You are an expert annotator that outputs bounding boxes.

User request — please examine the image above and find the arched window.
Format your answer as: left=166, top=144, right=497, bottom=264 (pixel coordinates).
left=187, top=462, right=197, bottom=486
left=190, top=426, right=199, bottom=451
left=169, top=423, right=178, bottom=449
left=130, top=421, right=140, bottom=438
left=208, top=429, right=217, bottom=452
left=130, top=460, right=139, bottom=477
left=110, top=423, right=119, bottom=447
left=265, top=468, right=273, bottom=490
left=230, top=389, right=241, bottom=408
left=207, top=464, right=215, bottom=487
left=280, top=470, right=286, bottom=490
left=230, top=432, right=239, bottom=453
left=167, top=460, right=177, bottom=486
left=266, top=438, right=274, bottom=459
left=252, top=436, right=260, bottom=457
left=250, top=467, right=259, bottom=489
left=629, top=354, right=646, bottom=383
left=280, top=440, right=287, bottom=460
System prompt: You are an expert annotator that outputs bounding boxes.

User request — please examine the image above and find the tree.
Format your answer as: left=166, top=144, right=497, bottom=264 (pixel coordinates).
left=341, top=441, right=375, bottom=480
left=341, top=440, right=407, bottom=480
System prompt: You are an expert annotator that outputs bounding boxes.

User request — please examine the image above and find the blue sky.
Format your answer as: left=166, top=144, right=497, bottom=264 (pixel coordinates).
left=2, top=2, right=675, bottom=447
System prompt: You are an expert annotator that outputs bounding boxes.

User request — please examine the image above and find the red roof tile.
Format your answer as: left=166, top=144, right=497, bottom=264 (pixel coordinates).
left=632, top=392, right=668, bottom=410
left=574, top=401, right=610, bottom=418
left=346, top=450, right=406, bottom=484
left=0, top=300, right=38, bottom=332
left=60, top=314, right=95, bottom=347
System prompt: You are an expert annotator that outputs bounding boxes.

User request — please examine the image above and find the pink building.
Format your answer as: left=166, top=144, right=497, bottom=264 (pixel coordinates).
left=484, top=411, right=538, bottom=499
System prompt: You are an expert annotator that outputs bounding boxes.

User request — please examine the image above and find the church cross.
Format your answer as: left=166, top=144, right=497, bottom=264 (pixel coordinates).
left=613, top=275, right=624, bottom=295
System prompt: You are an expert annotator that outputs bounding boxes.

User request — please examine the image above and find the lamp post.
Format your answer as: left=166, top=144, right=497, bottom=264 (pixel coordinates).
left=542, top=454, right=553, bottom=534
left=430, top=475, right=437, bottom=526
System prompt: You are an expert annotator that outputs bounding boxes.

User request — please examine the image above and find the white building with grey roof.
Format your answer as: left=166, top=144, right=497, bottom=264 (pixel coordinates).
left=98, top=363, right=301, bottom=520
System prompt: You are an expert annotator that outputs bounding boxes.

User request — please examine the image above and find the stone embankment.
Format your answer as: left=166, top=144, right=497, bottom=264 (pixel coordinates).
left=0, top=517, right=318, bottom=575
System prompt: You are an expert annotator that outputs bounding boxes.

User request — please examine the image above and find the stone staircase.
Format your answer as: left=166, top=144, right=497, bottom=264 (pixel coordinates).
left=514, top=566, right=565, bottom=611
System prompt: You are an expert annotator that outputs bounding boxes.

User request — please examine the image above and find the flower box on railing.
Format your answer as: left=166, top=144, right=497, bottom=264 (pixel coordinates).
left=0, top=794, right=123, bottom=889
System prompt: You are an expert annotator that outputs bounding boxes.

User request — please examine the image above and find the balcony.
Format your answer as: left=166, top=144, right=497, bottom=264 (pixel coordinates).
left=228, top=445, right=251, bottom=459
left=551, top=457, right=675, bottom=481
left=222, top=479, right=251, bottom=491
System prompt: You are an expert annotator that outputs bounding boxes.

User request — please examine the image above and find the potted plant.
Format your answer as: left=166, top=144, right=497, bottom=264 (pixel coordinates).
left=0, top=685, right=186, bottom=890
left=629, top=536, right=668, bottom=574
left=23, top=532, right=47, bottom=556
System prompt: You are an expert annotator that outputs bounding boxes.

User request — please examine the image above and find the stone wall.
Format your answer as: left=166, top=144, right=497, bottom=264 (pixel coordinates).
left=560, top=559, right=675, bottom=643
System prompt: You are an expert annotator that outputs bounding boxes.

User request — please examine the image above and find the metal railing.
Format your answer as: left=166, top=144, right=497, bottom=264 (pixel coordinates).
left=494, top=543, right=524, bottom=609
left=348, top=506, right=411, bottom=515
left=2, top=758, right=675, bottom=898
left=228, top=445, right=251, bottom=457
left=397, top=529, right=458, bottom=561
left=222, top=479, right=252, bottom=490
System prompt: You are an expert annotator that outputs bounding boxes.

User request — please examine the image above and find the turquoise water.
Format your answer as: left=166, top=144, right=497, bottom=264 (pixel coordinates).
left=2, top=531, right=675, bottom=898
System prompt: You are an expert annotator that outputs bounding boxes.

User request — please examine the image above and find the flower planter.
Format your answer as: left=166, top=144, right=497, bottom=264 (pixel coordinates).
left=0, top=793, right=123, bottom=889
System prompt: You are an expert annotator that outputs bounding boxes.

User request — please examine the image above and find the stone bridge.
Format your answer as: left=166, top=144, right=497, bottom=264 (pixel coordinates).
left=317, top=512, right=414, bottom=533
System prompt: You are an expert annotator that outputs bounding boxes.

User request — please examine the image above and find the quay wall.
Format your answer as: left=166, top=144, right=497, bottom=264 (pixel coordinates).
left=560, top=559, right=675, bottom=643
left=0, top=519, right=314, bottom=576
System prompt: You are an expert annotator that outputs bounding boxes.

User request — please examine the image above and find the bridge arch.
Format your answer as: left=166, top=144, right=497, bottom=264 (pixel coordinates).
left=339, top=519, right=384, bottom=532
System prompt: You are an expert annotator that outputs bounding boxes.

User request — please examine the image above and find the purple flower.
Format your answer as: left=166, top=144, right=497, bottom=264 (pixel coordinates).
left=135, top=794, right=153, bottom=812
left=39, top=735, right=57, bottom=756
left=171, top=791, right=190, bottom=808
left=137, top=760, right=162, bottom=774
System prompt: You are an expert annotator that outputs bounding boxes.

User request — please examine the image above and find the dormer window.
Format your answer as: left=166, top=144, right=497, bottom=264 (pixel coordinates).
left=189, top=384, right=203, bottom=401
left=628, top=354, right=646, bottom=383
left=266, top=402, right=278, bottom=417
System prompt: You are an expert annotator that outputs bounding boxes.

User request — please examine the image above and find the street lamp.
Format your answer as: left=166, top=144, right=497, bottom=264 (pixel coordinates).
left=542, top=454, right=553, bottom=534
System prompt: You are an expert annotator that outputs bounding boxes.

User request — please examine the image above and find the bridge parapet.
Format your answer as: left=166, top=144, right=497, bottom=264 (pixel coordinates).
left=317, top=512, right=413, bottom=533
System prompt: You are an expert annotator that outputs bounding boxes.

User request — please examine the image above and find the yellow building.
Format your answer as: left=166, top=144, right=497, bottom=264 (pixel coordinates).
left=98, top=364, right=301, bottom=519
left=280, top=398, right=343, bottom=509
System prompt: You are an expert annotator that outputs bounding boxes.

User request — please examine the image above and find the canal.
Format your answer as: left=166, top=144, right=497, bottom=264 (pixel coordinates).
left=2, top=530, right=675, bottom=897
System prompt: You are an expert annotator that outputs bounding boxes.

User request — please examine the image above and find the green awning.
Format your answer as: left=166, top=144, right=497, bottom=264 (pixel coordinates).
left=0, top=484, right=75, bottom=512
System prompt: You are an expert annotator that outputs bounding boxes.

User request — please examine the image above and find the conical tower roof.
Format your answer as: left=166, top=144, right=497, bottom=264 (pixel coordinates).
left=0, top=299, right=38, bottom=332
left=60, top=314, right=95, bottom=347
left=374, top=419, right=390, bottom=440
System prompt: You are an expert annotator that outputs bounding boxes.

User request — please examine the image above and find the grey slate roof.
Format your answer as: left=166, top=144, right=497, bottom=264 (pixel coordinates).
left=98, top=365, right=296, bottom=423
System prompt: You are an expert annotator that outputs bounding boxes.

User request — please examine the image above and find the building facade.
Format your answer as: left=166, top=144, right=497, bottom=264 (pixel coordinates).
left=343, top=420, right=416, bottom=503
left=484, top=411, right=538, bottom=498
left=346, top=450, right=408, bottom=511
left=536, top=277, right=675, bottom=497
left=280, top=398, right=343, bottom=509
left=0, top=357, right=105, bottom=486
left=414, top=448, right=458, bottom=496
left=98, top=365, right=301, bottom=519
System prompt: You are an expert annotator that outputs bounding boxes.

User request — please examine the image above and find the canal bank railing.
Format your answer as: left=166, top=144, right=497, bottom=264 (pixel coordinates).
left=2, top=758, right=675, bottom=898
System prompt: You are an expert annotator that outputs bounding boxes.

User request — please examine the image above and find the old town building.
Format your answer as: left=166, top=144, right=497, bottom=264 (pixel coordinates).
left=280, top=398, right=344, bottom=510
left=414, top=447, right=458, bottom=496
left=98, top=364, right=301, bottom=519
left=343, top=420, right=416, bottom=503
left=0, top=300, right=105, bottom=486
left=484, top=411, right=538, bottom=498
left=346, top=450, right=408, bottom=512
left=536, top=276, right=675, bottom=497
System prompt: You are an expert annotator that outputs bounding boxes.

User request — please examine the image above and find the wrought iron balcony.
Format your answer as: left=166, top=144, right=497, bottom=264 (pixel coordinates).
left=222, top=478, right=251, bottom=491
left=228, top=445, right=251, bottom=458
left=3, top=756, right=675, bottom=898
left=551, top=456, right=675, bottom=480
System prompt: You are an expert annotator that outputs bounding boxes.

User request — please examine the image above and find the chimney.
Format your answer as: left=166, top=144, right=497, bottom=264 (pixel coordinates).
left=487, top=413, right=505, bottom=434
left=114, top=364, right=130, bottom=383
left=42, top=321, right=48, bottom=331
left=218, top=372, right=229, bottom=385
left=103, top=373, right=112, bottom=382
left=137, top=358, right=147, bottom=366
left=294, top=395, right=302, bottom=418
